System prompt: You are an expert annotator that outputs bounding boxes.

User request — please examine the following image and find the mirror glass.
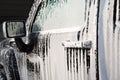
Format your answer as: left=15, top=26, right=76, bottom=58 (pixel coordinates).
left=5, top=21, right=26, bottom=38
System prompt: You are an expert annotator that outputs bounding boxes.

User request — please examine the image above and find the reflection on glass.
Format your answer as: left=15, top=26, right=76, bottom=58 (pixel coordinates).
left=7, top=22, right=25, bottom=37
left=33, top=0, right=85, bottom=31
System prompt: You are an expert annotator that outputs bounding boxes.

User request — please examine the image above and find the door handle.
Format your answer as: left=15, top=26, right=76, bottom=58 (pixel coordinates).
left=62, top=40, right=92, bottom=49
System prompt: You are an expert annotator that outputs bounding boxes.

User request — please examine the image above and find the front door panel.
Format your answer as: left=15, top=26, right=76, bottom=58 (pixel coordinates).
left=24, top=0, right=99, bottom=80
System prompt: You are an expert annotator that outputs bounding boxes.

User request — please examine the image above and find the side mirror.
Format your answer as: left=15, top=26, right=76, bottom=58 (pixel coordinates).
left=2, top=21, right=26, bottom=38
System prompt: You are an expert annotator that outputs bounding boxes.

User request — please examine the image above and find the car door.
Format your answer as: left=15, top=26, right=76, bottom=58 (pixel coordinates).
left=27, top=0, right=99, bottom=80
left=98, top=0, right=120, bottom=80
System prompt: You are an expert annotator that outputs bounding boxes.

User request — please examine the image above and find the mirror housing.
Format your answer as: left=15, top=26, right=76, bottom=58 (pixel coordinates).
left=2, top=21, right=26, bottom=38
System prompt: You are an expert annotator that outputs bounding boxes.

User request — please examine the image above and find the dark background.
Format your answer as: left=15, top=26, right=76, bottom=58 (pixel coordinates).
left=0, top=0, right=34, bottom=23
left=0, top=0, right=34, bottom=41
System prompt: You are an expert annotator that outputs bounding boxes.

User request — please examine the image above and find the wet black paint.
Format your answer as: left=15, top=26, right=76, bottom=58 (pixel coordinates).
left=113, top=0, right=117, bottom=32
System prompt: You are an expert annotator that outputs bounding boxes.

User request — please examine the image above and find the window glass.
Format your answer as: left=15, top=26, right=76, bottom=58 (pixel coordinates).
left=32, top=0, right=85, bottom=31
left=116, top=0, right=120, bottom=21
left=118, top=0, right=120, bottom=20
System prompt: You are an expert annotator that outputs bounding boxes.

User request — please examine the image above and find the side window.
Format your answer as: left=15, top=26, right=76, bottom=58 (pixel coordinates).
left=118, top=0, right=120, bottom=20
left=113, top=0, right=120, bottom=31
left=32, top=0, right=86, bottom=31
left=116, top=0, right=120, bottom=21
